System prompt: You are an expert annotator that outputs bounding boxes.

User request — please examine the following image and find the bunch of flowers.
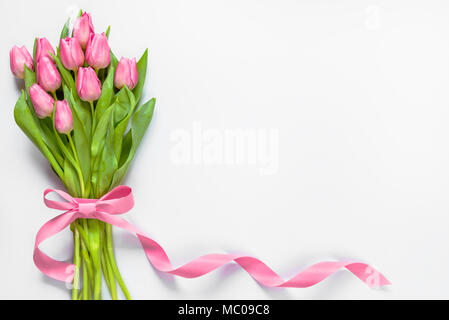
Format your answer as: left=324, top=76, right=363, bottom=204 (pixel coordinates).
left=10, top=11, right=155, bottom=300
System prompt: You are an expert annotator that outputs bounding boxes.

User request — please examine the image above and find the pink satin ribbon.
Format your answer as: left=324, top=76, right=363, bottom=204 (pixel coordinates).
left=34, top=186, right=391, bottom=288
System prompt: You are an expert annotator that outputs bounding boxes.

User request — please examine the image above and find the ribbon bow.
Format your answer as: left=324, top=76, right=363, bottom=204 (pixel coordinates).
left=34, top=186, right=390, bottom=288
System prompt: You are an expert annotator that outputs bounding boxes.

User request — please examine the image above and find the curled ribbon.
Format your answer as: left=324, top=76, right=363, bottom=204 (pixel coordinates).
left=34, top=186, right=391, bottom=288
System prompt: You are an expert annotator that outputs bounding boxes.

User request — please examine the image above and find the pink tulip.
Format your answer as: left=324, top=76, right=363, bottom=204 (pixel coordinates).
left=60, top=37, right=84, bottom=71
left=10, top=45, right=34, bottom=79
left=73, top=12, right=94, bottom=49
left=85, top=33, right=110, bottom=70
left=29, top=84, right=55, bottom=118
left=55, top=100, right=73, bottom=134
left=114, top=57, right=138, bottom=90
left=37, top=56, right=61, bottom=92
left=77, top=67, right=102, bottom=101
left=35, top=38, right=55, bottom=62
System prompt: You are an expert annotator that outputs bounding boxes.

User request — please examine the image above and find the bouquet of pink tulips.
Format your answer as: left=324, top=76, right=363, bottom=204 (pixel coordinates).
left=10, top=10, right=155, bottom=300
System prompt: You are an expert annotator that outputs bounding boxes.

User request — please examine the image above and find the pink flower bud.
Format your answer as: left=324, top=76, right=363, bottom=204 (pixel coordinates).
left=85, top=33, right=110, bottom=70
left=77, top=67, right=102, bottom=101
left=35, top=37, right=55, bottom=63
left=60, top=37, right=84, bottom=71
left=10, top=45, right=34, bottom=79
left=73, top=12, right=94, bottom=49
left=37, top=56, right=61, bottom=92
left=55, top=100, right=73, bottom=135
left=29, top=84, right=55, bottom=118
left=114, top=57, right=138, bottom=90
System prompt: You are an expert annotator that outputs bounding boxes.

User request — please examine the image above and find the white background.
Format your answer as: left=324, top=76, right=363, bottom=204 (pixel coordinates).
left=1, top=0, right=448, bottom=299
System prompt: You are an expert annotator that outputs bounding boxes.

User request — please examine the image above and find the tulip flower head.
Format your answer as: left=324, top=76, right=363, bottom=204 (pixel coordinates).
left=10, top=45, right=34, bottom=79
left=55, top=100, right=73, bottom=135
left=77, top=67, right=102, bottom=102
left=114, top=57, right=138, bottom=90
left=35, top=37, right=55, bottom=63
left=37, top=56, right=61, bottom=92
left=29, top=84, right=55, bottom=119
left=85, top=32, right=110, bottom=70
left=60, top=37, right=84, bottom=71
left=73, top=12, right=94, bottom=49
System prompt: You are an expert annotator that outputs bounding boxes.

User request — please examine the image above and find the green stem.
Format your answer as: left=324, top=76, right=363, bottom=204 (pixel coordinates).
left=89, top=101, right=95, bottom=124
left=101, top=253, right=111, bottom=291
left=75, top=221, right=90, bottom=251
left=105, top=224, right=131, bottom=299
left=82, top=257, right=89, bottom=300
left=103, top=246, right=117, bottom=300
left=78, top=224, right=94, bottom=288
left=67, top=133, right=86, bottom=197
left=89, top=219, right=102, bottom=300
left=101, top=250, right=118, bottom=299
left=74, top=69, right=78, bottom=85
left=67, top=133, right=78, bottom=163
left=72, top=226, right=81, bottom=300
left=93, top=260, right=102, bottom=300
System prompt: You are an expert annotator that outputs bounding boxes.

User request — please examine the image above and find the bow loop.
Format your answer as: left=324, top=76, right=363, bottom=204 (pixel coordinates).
left=97, top=186, right=134, bottom=214
left=43, top=189, right=77, bottom=211
left=43, top=186, right=134, bottom=216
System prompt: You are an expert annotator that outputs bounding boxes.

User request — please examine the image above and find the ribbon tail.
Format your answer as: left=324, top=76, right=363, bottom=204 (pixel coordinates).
left=33, top=211, right=77, bottom=282
left=345, top=262, right=391, bottom=288
left=96, top=213, right=390, bottom=288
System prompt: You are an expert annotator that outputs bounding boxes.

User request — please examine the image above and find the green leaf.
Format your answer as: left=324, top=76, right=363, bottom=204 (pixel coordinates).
left=105, top=26, right=111, bottom=39
left=24, top=66, right=36, bottom=93
left=90, top=144, right=103, bottom=195
left=91, top=106, right=114, bottom=196
left=95, top=57, right=117, bottom=123
left=110, top=98, right=155, bottom=188
left=32, top=38, right=37, bottom=70
left=64, top=158, right=81, bottom=197
left=111, top=51, right=119, bottom=66
left=112, top=87, right=136, bottom=159
left=96, top=114, right=118, bottom=197
left=24, top=66, right=37, bottom=110
left=14, top=91, right=63, bottom=179
left=91, top=111, right=118, bottom=198
left=41, top=118, right=64, bottom=167
left=114, top=85, right=136, bottom=124
left=60, top=17, right=70, bottom=39
left=64, top=86, right=91, bottom=188
left=91, top=106, right=113, bottom=161
left=119, top=132, right=132, bottom=168
left=132, top=49, right=148, bottom=104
